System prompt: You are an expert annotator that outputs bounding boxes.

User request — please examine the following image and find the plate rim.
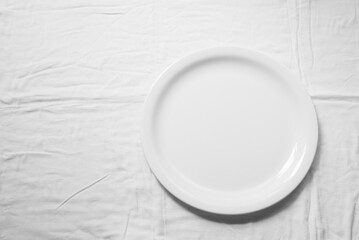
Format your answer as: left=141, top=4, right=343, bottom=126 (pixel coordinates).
left=141, top=47, right=318, bottom=215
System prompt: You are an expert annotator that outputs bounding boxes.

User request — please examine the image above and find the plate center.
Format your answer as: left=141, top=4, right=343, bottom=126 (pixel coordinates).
left=154, top=57, right=297, bottom=191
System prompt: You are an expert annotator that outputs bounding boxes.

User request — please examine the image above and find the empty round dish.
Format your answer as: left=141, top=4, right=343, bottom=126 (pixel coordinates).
left=142, top=47, right=318, bottom=215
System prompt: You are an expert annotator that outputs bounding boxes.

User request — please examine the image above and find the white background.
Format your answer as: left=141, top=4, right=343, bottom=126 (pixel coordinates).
left=1, top=0, right=359, bottom=239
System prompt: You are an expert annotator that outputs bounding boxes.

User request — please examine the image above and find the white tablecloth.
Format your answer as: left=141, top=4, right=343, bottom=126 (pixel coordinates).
left=1, top=0, right=359, bottom=239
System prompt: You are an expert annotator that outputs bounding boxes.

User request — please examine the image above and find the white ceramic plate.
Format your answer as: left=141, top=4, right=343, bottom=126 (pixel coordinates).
left=142, top=47, right=318, bottom=215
